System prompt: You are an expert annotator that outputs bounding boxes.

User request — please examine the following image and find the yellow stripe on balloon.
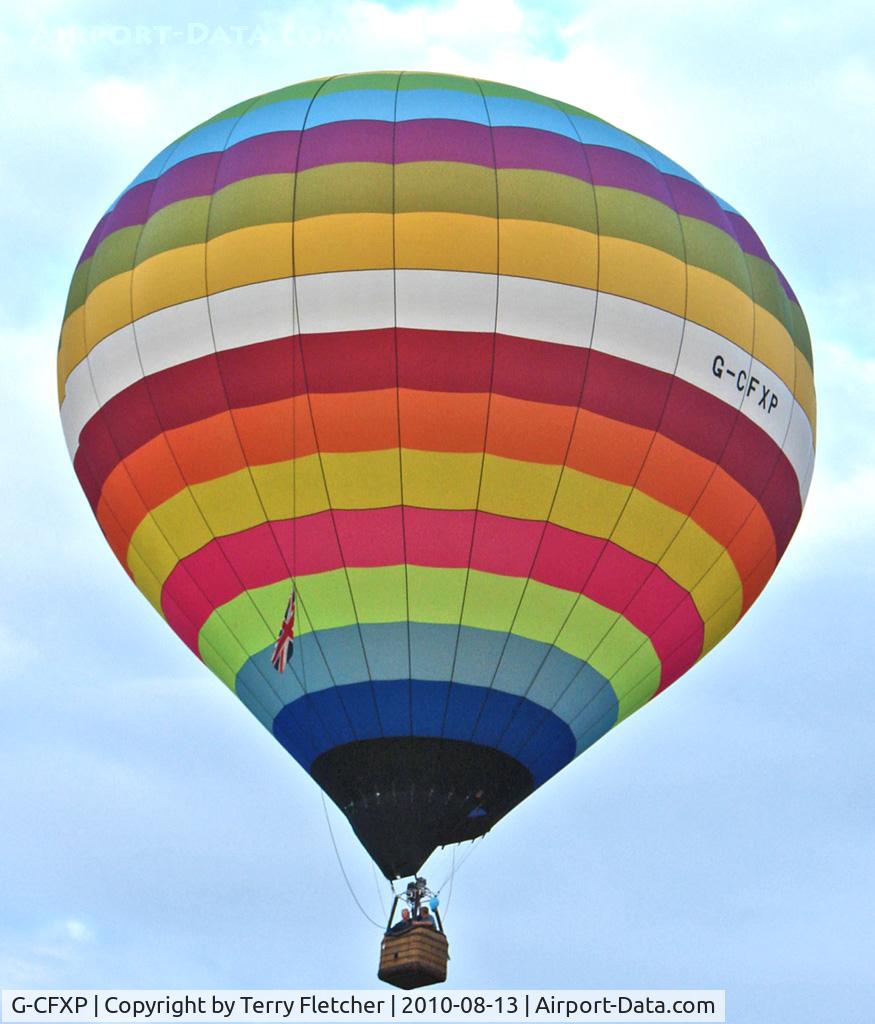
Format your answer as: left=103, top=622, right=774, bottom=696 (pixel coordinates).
left=131, top=244, right=206, bottom=323
left=686, top=264, right=754, bottom=360
left=694, top=552, right=746, bottom=656
left=126, top=527, right=175, bottom=616
left=499, top=218, right=599, bottom=289
left=82, top=271, right=134, bottom=355
left=210, top=222, right=294, bottom=292
left=395, top=212, right=497, bottom=273
left=57, top=305, right=85, bottom=402
left=794, top=347, right=816, bottom=439
left=296, top=214, right=395, bottom=277
left=599, top=235, right=686, bottom=317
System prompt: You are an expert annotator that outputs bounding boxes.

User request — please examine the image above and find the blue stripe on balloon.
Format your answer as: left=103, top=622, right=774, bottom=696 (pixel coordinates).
left=106, top=140, right=180, bottom=210
left=565, top=114, right=650, bottom=155
left=635, top=141, right=704, bottom=187
left=271, top=678, right=577, bottom=786
left=233, top=622, right=616, bottom=752
left=484, top=95, right=579, bottom=138
left=164, top=120, right=236, bottom=171
left=307, top=88, right=399, bottom=126
left=226, top=98, right=313, bottom=146
left=713, top=192, right=742, bottom=215
left=395, top=87, right=490, bottom=124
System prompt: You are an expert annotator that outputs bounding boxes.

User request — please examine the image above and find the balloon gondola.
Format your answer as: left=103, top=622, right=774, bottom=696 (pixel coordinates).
left=379, top=878, right=448, bottom=990
left=58, top=71, right=816, bottom=986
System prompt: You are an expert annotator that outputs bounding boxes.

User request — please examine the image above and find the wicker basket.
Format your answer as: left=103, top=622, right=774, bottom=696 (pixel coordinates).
left=378, top=927, right=449, bottom=989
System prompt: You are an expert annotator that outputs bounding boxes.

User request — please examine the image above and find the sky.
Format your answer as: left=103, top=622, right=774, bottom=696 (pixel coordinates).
left=1, top=1, right=874, bottom=1021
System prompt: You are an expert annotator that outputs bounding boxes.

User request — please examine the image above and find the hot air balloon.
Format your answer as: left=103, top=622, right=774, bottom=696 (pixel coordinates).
left=58, top=71, right=815, bottom=984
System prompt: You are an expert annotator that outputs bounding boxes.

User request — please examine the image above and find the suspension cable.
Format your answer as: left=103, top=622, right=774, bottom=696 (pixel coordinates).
left=370, top=858, right=389, bottom=918
left=434, top=838, right=483, bottom=919
left=319, top=789, right=384, bottom=930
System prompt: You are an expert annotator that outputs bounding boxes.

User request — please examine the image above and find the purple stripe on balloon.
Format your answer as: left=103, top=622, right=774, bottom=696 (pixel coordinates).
left=728, top=212, right=799, bottom=304
left=149, top=151, right=221, bottom=210
left=215, top=130, right=301, bottom=188
left=78, top=223, right=106, bottom=267
left=492, top=125, right=592, bottom=179
left=668, top=174, right=728, bottom=225
left=215, top=122, right=398, bottom=190
left=395, top=117, right=493, bottom=165
left=299, top=118, right=394, bottom=169
left=79, top=181, right=155, bottom=263
left=587, top=144, right=673, bottom=206
left=727, top=212, right=770, bottom=262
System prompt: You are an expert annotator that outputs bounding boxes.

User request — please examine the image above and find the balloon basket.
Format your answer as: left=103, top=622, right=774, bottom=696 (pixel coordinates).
left=378, top=928, right=449, bottom=989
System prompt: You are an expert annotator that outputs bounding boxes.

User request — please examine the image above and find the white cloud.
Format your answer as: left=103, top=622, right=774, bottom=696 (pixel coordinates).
left=89, top=76, right=158, bottom=131
left=349, top=0, right=527, bottom=50
left=55, top=919, right=95, bottom=944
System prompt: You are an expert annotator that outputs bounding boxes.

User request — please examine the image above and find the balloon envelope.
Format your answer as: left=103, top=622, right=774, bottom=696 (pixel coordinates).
left=58, top=72, right=816, bottom=879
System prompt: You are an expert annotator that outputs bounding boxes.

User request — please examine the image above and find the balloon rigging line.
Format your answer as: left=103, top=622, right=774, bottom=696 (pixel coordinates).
left=199, top=94, right=313, bottom=668
left=319, top=788, right=385, bottom=930
left=284, top=75, right=365, bottom=748
left=288, top=76, right=385, bottom=737
left=487, top=116, right=781, bottom=769
left=389, top=72, right=414, bottom=744
left=431, top=76, right=502, bottom=798
left=370, top=857, right=389, bottom=918
left=437, top=844, right=460, bottom=917
left=191, top=87, right=346, bottom=751
left=460, top=97, right=603, bottom=748
left=442, top=846, right=458, bottom=917
left=443, top=76, right=501, bottom=709
left=433, top=836, right=484, bottom=920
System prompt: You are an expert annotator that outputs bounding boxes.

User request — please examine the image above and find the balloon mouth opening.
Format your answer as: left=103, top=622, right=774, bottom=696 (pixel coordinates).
left=310, top=736, right=534, bottom=879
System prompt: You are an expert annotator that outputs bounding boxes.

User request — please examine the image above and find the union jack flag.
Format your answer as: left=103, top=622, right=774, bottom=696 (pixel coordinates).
left=271, top=588, right=296, bottom=672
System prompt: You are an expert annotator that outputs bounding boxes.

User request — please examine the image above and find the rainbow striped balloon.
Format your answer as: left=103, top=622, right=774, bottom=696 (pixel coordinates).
left=58, top=72, right=815, bottom=878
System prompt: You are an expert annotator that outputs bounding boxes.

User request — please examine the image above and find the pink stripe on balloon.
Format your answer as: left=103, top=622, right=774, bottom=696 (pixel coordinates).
left=163, top=509, right=704, bottom=679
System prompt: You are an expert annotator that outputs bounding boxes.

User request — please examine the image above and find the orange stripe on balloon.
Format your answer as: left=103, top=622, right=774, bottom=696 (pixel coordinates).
left=565, top=412, right=652, bottom=483
left=729, top=511, right=778, bottom=612
left=399, top=390, right=490, bottom=451
left=487, top=395, right=577, bottom=464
